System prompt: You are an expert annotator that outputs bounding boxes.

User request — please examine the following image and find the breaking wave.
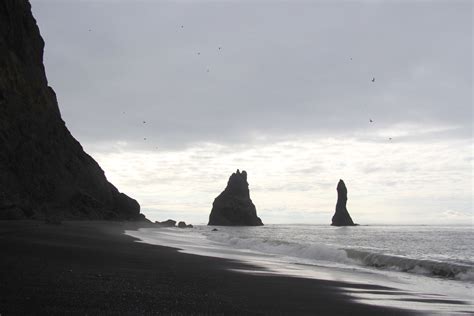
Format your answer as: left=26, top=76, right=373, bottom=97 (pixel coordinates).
left=344, top=249, right=474, bottom=281
left=203, top=230, right=474, bottom=282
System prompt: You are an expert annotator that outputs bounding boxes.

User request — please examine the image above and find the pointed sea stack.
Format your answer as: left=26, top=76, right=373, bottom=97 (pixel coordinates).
left=208, top=170, right=263, bottom=226
left=331, top=179, right=357, bottom=226
left=0, top=1, right=146, bottom=221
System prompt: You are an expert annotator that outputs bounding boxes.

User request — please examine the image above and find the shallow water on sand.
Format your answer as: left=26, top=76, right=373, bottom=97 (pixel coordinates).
left=126, top=225, right=473, bottom=315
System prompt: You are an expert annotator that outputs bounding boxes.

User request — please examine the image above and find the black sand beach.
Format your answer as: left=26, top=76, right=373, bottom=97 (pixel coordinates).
left=0, top=221, right=416, bottom=315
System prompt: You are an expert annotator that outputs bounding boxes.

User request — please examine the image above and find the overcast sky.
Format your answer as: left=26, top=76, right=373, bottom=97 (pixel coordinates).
left=30, top=0, right=472, bottom=224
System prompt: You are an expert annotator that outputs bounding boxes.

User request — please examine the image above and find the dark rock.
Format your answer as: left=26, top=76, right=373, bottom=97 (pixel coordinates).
left=163, top=219, right=176, bottom=226
left=177, top=221, right=193, bottom=228
left=212, top=228, right=218, bottom=232
left=135, top=213, right=150, bottom=223
left=208, top=169, right=263, bottom=226
left=331, top=179, right=357, bottom=226
left=156, top=219, right=176, bottom=227
left=0, top=1, right=146, bottom=221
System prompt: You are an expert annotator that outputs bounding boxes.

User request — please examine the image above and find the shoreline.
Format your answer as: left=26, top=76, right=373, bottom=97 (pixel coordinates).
left=0, top=220, right=419, bottom=315
left=127, top=225, right=474, bottom=315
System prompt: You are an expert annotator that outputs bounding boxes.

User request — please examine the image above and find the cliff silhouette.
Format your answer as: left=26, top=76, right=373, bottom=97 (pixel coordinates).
left=0, top=1, right=146, bottom=221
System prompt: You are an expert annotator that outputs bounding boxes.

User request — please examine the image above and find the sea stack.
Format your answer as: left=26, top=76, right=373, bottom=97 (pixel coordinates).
left=208, top=170, right=263, bottom=226
left=331, top=179, right=357, bottom=226
left=0, top=1, right=145, bottom=221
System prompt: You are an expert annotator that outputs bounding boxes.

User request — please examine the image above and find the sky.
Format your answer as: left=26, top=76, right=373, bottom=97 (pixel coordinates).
left=30, top=0, right=472, bottom=225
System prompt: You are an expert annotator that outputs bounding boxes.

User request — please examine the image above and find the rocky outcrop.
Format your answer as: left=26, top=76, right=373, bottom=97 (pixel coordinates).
left=177, top=221, right=193, bottom=228
left=208, top=170, right=263, bottom=226
left=155, top=219, right=177, bottom=227
left=154, top=219, right=192, bottom=228
left=331, top=179, right=357, bottom=226
left=0, top=1, right=146, bottom=221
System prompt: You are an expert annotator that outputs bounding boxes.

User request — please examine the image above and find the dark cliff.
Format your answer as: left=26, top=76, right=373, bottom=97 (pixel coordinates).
left=331, top=179, right=356, bottom=226
left=0, top=0, right=145, bottom=220
left=208, top=170, right=263, bottom=226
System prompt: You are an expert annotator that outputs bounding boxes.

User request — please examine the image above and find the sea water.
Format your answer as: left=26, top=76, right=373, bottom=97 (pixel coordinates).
left=126, top=224, right=473, bottom=315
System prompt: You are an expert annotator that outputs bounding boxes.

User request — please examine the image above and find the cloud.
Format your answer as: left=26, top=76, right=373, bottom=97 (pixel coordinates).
left=441, top=210, right=472, bottom=219
left=28, top=1, right=472, bottom=224
left=91, top=137, right=472, bottom=223
left=30, top=0, right=472, bottom=150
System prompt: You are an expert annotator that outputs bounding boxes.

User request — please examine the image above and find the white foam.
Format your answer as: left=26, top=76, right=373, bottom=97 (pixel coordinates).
left=345, top=249, right=474, bottom=281
left=207, top=233, right=351, bottom=264
left=203, top=227, right=474, bottom=281
left=126, top=226, right=474, bottom=315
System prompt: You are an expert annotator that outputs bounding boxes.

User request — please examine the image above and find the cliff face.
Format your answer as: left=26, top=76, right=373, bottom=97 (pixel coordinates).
left=331, top=179, right=356, bottom=226
left=0, top=1, right=145, bottom=220
left=208, top=170, right=263, bottom=226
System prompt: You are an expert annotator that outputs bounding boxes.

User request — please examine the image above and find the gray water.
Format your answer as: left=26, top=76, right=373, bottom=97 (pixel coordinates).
left=127, top=224, right=474, bottom=314
left=196, top=224, right=474, bottom=281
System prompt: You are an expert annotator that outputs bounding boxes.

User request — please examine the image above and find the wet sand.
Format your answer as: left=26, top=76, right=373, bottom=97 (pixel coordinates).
left=0, top=220, right=417, bottom=315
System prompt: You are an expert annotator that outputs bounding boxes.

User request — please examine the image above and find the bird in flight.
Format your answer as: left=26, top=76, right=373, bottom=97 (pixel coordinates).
left=371, top=77, right=375, bottom=82
left=143, top=121, right=146, bottom=124
left=389, top=137, right=392, bottom=141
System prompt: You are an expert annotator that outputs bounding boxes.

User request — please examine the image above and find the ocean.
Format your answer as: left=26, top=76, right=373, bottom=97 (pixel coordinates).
left=126, top=224, right=474, bottom=314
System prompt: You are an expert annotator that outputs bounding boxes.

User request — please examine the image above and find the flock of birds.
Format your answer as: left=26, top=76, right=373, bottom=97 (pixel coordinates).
left=112, top=24, right=393, bottom=146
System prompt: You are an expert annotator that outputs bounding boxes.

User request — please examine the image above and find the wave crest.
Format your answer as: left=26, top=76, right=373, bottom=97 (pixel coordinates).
left=345, top=249, right=474, bottom=281
left=204, top=229, right=473, bottom=281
